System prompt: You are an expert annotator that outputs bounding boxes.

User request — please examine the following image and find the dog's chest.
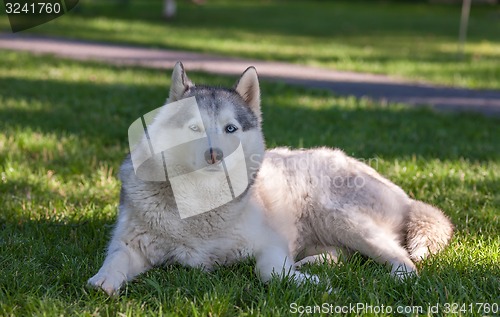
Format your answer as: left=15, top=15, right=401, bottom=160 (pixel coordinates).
left=167, top=234, right=251, bottom=269
left=139, top=208, right=252, bottom=269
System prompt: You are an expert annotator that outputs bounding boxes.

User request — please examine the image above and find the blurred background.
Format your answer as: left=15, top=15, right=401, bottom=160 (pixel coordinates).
left=1, top=0, right=499, bottom=88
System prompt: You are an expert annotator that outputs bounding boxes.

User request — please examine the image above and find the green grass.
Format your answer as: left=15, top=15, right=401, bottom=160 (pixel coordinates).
left=1, top=0, right=499, bottom=89
left=1, top=50, right=499, bottom=316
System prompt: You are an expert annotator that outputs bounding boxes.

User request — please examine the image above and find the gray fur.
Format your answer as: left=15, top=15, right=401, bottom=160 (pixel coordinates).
left=88, top=63, right=453, bottom=295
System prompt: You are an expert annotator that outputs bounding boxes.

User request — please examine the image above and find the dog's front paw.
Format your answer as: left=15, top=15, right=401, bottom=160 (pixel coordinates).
left=87, top=271, right=125, bottom=296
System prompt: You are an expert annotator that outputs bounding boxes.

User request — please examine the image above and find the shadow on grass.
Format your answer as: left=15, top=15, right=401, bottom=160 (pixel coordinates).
left=67, top=1, right=498, bottom=41
left=1, top=75, right=499, bottom=165
left=0, top=175, right=117, bottom=217
left=0, top=181, right=115, bottom=298
left=0, top=76, right=164, bottom=145
left=0, top=216, right=112, bottom=298
left=6, top=1, right=498, bottom=67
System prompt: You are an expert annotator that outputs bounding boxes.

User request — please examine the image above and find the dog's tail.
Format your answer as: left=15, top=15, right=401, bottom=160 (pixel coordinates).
left=405, top=200, right=454, bottom=262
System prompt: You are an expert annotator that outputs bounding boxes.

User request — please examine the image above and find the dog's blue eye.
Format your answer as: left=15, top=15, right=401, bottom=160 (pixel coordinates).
left=225, top=124, right=238, bottom=133
left=189, top=124, right=200, bottom=132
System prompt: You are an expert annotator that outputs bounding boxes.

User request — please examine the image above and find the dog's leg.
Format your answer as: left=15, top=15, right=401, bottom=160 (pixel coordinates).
left=255, top=244, right=319, bottom=284
left=88, top=237, right=151, bottom=296
left=334, top=218, right=417, bottom=280
left=295, top=246, right=344, bottom=268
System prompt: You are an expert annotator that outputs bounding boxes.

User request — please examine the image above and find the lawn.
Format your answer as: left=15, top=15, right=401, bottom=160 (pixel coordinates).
left=0, top=50, right=499, bottom=316
left=0, top=0, right=499, bottom=89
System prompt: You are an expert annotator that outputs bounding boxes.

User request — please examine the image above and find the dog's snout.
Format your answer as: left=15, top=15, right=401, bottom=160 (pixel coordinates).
left=204, top=147, right=223, bottom=165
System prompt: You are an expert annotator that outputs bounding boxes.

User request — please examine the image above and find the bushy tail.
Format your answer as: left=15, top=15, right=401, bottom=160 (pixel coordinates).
left=406, top=200, right=454, bottom=262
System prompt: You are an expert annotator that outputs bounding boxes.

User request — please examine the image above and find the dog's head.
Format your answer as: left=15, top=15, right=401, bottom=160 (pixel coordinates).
left=132, top=63, right=265, bottom=178
left=151, top=62, right=265, bottom=177
left=127, top=63, right=266, bottom=217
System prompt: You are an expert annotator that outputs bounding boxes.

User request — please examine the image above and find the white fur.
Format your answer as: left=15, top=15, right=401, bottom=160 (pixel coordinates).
left=88, top=64, right=453, bottom=295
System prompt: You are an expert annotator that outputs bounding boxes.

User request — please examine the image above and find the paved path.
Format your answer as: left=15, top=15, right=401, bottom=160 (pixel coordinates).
left=1, top=34, right=499, bottom=116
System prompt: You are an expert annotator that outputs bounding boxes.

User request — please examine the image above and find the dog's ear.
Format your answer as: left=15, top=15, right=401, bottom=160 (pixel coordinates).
left=168, top=62, right=194, bottom=103
left=234, top=66, right=261, bottom=119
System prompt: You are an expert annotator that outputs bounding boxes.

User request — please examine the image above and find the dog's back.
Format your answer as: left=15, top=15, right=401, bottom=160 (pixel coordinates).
left=255, top=146, right=453, bottom=275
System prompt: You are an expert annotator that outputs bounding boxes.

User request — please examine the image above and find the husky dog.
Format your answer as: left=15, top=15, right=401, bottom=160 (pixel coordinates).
left=88, top=63, right=453, bottom=295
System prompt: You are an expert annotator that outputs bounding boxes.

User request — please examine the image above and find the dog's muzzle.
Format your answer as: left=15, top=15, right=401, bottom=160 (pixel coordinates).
left=204, top=147, right=224, bottom=165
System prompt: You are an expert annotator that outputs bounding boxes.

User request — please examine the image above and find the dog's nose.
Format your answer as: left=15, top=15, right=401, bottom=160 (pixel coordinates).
left=204, top=147, right=223, bottom=165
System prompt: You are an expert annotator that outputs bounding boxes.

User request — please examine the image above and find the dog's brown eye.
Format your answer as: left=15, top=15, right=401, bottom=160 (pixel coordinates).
left=225, top=124, right=238, bottom=133
left=189, top=124, right=200, bottom=132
